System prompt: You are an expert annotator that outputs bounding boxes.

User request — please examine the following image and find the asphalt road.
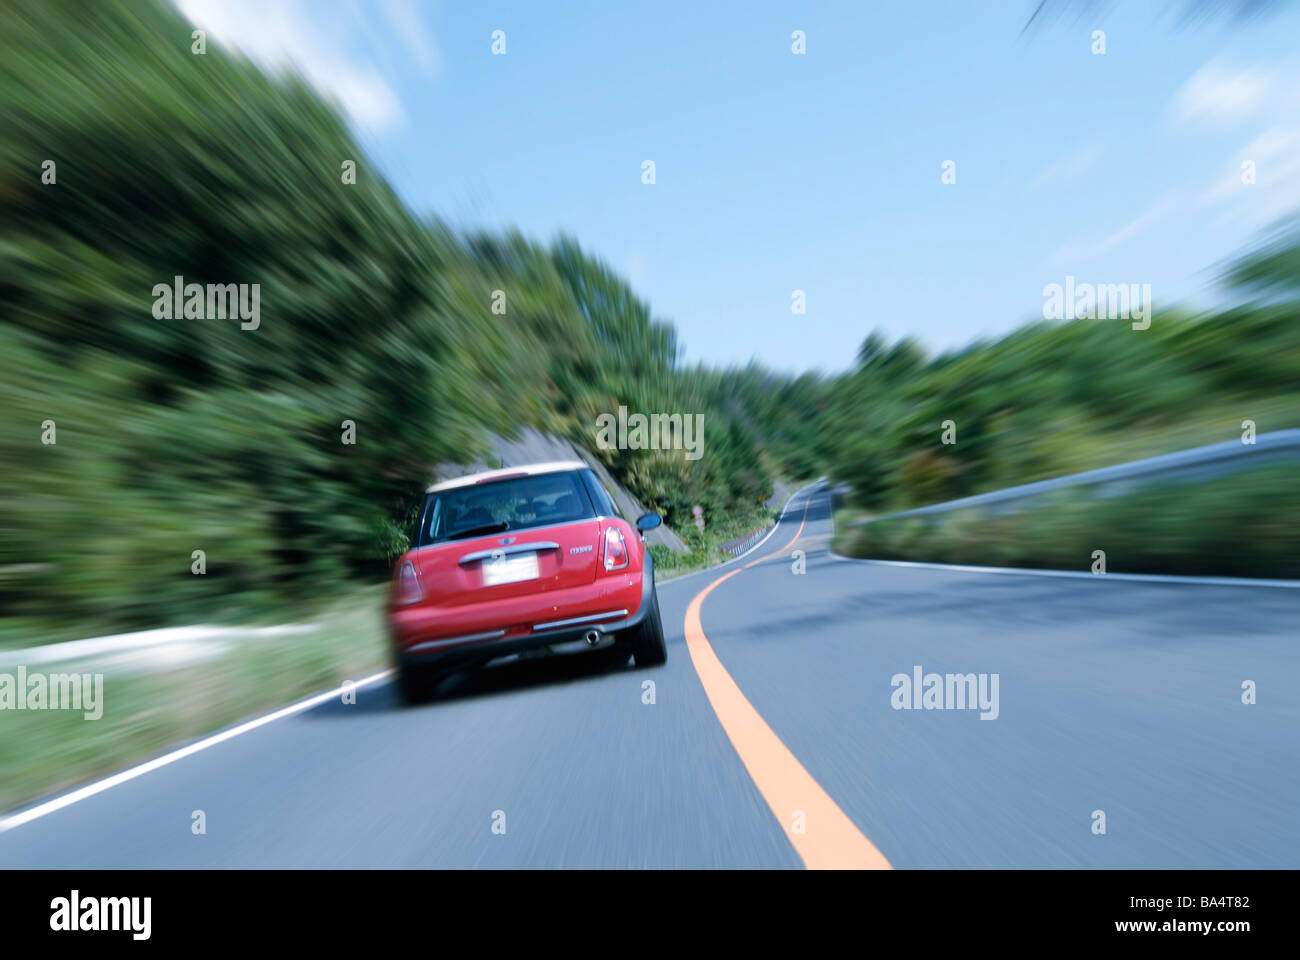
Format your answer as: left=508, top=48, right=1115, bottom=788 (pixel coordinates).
left=2, top=483, right=1297, bottom=868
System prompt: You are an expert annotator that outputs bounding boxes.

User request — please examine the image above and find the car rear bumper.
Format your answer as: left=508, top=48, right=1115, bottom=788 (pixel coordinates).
left=390, top=555, right=656, bottom=670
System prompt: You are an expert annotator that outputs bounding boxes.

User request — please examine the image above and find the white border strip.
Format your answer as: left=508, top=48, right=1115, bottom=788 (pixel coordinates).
left=0, top=670, right=393, bottom=834
left=0, top=624, right=318, bottom=668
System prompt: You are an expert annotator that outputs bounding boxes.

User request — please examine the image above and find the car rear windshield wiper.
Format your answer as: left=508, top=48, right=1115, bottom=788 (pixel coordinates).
left=446, top=521, right=509, bottom=540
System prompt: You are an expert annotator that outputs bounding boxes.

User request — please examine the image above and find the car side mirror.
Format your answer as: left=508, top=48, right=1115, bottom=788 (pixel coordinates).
left=636, top=513, right=662, bottom=532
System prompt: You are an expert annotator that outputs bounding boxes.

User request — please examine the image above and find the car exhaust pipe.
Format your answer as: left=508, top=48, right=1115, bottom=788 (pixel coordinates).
left=584, top=630, right=601, bottom=646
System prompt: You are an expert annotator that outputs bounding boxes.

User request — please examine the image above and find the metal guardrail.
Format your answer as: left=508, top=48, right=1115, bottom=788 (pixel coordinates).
left=852, top=428, right=1300, bottom=526
left=721, top=526, right=773, bottom=556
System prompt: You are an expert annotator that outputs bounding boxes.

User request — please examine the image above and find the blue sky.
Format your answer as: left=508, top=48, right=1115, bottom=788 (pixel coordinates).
left=179, top=0, right=1300, bottom=373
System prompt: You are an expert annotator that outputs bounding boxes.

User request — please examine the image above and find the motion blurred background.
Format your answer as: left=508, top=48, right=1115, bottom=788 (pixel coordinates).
left=1, top=0, right=1297, bottom=809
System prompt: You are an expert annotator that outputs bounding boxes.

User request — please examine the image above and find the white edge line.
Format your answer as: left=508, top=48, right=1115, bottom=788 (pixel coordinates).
left=826, top=507, right=1300, bottom=589
left=656, top=479, right=825, bottom=586
left=1, top=480, right=824, bottom=832
left=0, top=669, right=394, bottom=834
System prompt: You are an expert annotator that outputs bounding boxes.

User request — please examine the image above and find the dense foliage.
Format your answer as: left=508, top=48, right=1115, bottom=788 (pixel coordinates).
left=840, top=463, right=1300, bottom=578
left=0, top=0, right=768, bottom=638
left=817, top=289, right=1300, bottom=513
left=3, top=1, right=1298, bottom=640
left=728, top=229, right=1300, bottom=517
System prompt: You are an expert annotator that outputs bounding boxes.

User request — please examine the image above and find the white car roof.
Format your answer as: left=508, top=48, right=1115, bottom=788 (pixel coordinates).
left=427, top=460, right=588, bottom=493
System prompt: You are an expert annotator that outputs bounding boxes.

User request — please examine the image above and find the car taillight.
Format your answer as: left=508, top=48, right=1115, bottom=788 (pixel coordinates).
left=397, top=561, right=422, bottom=604
left=603, top=526, right=629, bottom=571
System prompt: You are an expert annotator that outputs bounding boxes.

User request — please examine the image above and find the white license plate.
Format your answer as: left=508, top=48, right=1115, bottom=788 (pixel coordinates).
left=481, top=552, right=540, bottom=586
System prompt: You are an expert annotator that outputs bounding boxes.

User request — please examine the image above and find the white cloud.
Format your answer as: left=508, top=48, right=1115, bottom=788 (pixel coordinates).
left=1194, top=58, right=1300, bottom=230
left=175, top=0, right=438, bottom=133
left=1205, top=125, right=1300, bottom=201
left=1173, top=60, right=1271, bottom=126
left=377, top=0, right=441, bottom=75
left=1203, top=125, right=1300, bottom=232
left=1050, top=58, right=1300, bottom=268
left=1028, top=146, right=1103, bottom=191
left=1048, top=194, right=1182, bottom=267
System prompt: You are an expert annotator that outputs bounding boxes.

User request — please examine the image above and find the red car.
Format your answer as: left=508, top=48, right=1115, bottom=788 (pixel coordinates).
left=388, top=461, right=667, bottom=702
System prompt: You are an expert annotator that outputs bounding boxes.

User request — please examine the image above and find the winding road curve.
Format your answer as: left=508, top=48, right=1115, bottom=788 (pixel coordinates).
left=2, top=483, right=1297, bottom=867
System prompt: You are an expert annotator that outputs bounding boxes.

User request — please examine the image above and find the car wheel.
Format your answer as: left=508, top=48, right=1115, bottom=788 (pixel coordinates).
left=630, top=589, right=667, bottom=667
left=396, top=661, right=433, bottom=705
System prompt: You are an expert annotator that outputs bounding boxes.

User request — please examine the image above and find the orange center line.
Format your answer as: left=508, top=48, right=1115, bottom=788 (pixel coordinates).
left=681, top=491, right=892, bottom=870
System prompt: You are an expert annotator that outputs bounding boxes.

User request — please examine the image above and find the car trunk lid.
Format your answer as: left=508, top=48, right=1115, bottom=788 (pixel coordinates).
left=412, top=519, right=602, bottom=606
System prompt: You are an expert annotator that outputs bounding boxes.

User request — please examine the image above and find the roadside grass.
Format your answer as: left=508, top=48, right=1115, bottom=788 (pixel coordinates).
left=868, top=401, right=1300, bottom=518
left=649, top=501, right=778, bottom=580
left=0, top=586, right=389, bottom=815
left=830, top=505, right=872, bottom=553
left=0, top=586, right=368, bottom=653
left=1, top=494, right=790, bottom=814
left=836, top=464, right=1300, bottom=579
left=1040, top=400, right=1300, bottom=482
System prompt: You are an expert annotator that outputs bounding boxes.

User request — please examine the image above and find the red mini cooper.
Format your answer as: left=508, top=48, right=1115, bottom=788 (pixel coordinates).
left=388, top=461, right=667, bottom=702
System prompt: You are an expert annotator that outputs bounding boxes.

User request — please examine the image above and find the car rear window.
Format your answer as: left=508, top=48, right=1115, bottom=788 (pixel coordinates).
left=580, top=469, right=621, bottom=518
left=418, top=471, right=596, bottom=545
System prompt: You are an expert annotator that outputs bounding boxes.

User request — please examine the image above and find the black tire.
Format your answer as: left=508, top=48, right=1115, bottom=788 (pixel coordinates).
left=630, top=590, right=667, bottom=667
left=396, top=661, right=433, bottom=705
